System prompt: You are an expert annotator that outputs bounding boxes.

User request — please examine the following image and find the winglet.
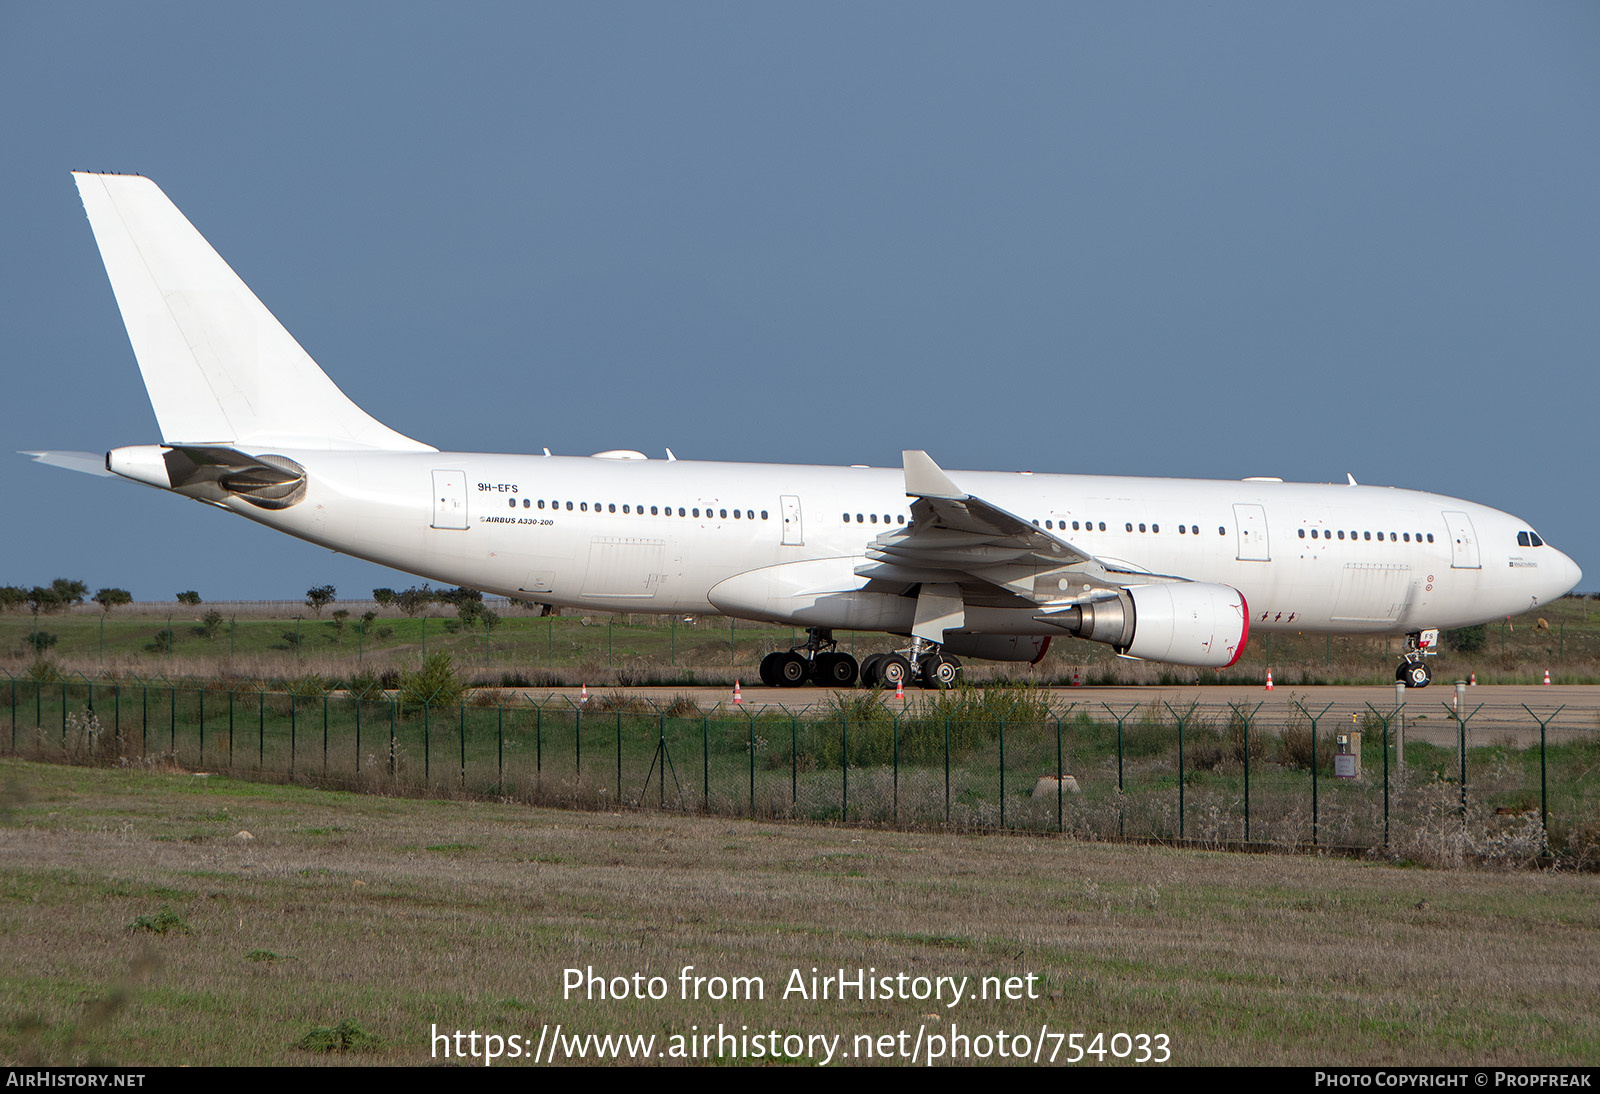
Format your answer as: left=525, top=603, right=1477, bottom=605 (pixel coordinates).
left=902, top=450, right=964, bottom=499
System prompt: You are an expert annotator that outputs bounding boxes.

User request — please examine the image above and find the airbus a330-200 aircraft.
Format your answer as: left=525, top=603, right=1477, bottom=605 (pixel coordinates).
left=28, top=174, right=1582, bottom=690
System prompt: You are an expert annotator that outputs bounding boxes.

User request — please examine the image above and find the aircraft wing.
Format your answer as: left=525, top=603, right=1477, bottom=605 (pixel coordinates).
left=853, top=450, right=1149, bottom=609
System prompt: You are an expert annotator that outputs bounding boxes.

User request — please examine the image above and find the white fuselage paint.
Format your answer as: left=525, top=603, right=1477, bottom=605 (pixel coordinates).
left=210, top=450, right=1579, bottom=639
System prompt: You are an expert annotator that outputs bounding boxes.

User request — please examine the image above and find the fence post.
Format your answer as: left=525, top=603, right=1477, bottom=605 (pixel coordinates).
left=944, top=713, right=951, bottom=825
left=1444, top=697, right=1485, bottom=821
left=791, top=711, right=798, bottom=809
left=290, top=693, right=297, bottom=777
left=388, top=697, right=396, bottom=778
left=461, top=703, right=469, bottom=790
left=355, top=695, right=362, bottom=776
left=1520, top=704, right=1565, bottom=853
left=1292, top=701, right=1335, bottom=846
left=422, top=701, right=430, bottom=787
left=701, top=713, right=709, bottom=811
left=617, top=711, right=624, bottom=804
left=841, top=713, right=849, bottom=823
left=1102, top=704, right=1138, bottom=838
left=497, top=704, right=503, bottom=790
left=747, top=714, right=755, bottom=818
left=999, top=717, right=1007, bottom=831
left=893, top=710, right=900, bottom=825
left=1163, top=702, right=1199, bottom=841
left=1364, top=699, right=1404, bottom=849
left=1228, top=701, right=1264, bottom=843
left=257, top=688, right=264, bottom=768
left=323, top=694, right=330, bottom=777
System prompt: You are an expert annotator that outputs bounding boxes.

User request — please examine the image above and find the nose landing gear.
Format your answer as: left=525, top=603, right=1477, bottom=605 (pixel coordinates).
left=1396, top=628, right=1439, bottom=688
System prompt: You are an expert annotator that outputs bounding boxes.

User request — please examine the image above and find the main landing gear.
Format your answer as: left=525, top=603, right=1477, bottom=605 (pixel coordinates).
left=759, top=628, right=859, bottom=688
left=757, top=631, right=964, bottom=689
left=860, top=637, right=962, bottom=690
left=1395, top=629, right=1439, bottom=688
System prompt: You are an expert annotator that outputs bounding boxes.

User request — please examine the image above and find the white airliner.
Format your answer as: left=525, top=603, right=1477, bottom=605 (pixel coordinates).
left=27, top=173, right=1582, bottom=689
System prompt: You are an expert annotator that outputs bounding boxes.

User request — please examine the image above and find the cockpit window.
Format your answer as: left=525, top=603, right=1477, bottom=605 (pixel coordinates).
left=1518, top=531, right=1545, bottom=548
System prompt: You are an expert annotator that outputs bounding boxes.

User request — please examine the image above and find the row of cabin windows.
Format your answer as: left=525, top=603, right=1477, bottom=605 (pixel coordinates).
left=1033, top=519, right=1208, bottom=535
left=1298, top=528, right=1434, bottom=543
left=507, top=497, right=768, bottom=520
left=843, top=513, right=907, bottom=524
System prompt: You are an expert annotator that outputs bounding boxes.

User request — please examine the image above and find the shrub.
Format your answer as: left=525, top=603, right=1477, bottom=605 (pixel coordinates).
left=399, top=653, right=464, bottom=708
left=295, top=1020, right=380, bottom=1054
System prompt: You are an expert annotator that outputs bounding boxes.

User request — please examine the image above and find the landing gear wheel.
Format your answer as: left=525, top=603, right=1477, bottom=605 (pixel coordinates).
left=1398, top=661, right=1432, bottom=688
left=878, top=655, right=913, bottom=689
left=759, top=652, right=784, bottom=687
left=859, top=653, right=886, bottom=687
left=813, top=652, right=859, bottom=688
left=775, top=652, right=810, bottom=687
left=920, top=654, right=961, bottom=689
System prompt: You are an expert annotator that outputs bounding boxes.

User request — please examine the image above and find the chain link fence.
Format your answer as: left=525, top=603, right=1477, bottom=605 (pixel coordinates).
left=4, top=670, right=1595, bottom=865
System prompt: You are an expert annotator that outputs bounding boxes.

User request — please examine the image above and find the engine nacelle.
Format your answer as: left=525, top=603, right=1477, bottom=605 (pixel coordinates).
left=1042, top=582, right=1249, bottom=668
left=1122, top=582, right=1249, bottom=667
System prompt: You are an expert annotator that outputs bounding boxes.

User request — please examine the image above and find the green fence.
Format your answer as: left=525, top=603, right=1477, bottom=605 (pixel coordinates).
left=3, top=671, right=1595, bottom=863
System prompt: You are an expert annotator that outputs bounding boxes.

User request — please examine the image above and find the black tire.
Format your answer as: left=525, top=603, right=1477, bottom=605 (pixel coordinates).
left=776, top=652, right=810, bottom=687
left=1404, top=662, right=1431, bottom=688
left=879, top=655, right=913, bottom=689
left=859, top=653, right=886, bottom=687
left=759, top=652, right=784, bottom=687
left=920, top=654, right=961, bottom=689
left=814, top=652, right=859, bottom=688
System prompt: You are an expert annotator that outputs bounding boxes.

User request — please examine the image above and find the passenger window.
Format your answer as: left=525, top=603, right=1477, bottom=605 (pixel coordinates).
left=1298, top=529, right=1305, bottom=538
left=1364, top=531, right=1371, bottom=541
left=720, top=508, right=727, bottom=518
left=870, top=514, right=878, bottom=523
left=1138, top=523, right=1146, bottom=533
left=761, top=510, right=769, bottom=520
left=1426, top=534, right=1434, bottom=542
left=1126, top=523, right=1133, bottom=532
left=1152, top=524, right=1159, bottom=533
left=507, top=498, right=515, bottom=508
left=733, top=509, right=740, bottom=519
left=1179, top=524, right=1185, bottom=534
left=1099, top=522, right=1107, bottom=531
left=1338, top=530, right=1345, bottom=540
left=580, top=502, right=588, bottom=512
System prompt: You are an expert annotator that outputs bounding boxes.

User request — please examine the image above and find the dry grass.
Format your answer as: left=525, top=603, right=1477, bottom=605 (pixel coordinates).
left=1, top=758, right=1597, bottom=1066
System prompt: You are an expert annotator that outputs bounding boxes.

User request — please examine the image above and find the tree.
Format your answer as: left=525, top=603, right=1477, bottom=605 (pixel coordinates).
left=372, top=588, right=397, bottom=608
left=50, top=578, right=87, bottom=607
left=26, top=587, right=61, bottom=617
left=176, top=591, right=202, bottom=606
left=0, top=587, right=26, bottom=612
left=305, top=585, right=337, bottom=616
left=395, top=585, right=435, bottom=617
left=93, top=588, right=133, bottom=613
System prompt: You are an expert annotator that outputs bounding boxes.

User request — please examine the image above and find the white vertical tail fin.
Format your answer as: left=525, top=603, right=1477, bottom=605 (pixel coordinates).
left=73, top=172, right=435, bottom=452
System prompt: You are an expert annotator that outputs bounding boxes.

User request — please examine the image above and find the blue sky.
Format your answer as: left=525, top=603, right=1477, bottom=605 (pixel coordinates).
left=4, top=3, right=1597, bottom=600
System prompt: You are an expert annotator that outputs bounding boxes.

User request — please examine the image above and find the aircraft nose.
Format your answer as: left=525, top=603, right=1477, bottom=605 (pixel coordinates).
left=1551, top=549, right=1583, bottom=598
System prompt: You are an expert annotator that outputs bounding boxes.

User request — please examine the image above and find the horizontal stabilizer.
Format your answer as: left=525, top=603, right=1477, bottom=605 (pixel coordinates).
left=22, top=450, right=114, bottom=477
left=72, top=173, right=434, bottom=452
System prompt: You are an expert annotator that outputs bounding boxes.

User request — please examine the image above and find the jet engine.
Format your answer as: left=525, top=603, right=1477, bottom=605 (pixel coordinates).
left=1040, top=582, right=1248, bottom=668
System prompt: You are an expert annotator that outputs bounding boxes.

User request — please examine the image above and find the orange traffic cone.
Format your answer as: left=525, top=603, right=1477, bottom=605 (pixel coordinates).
left=733, top=679, right=743, bottom=705
left=1469, top=672, right=1476, bottom=686
left=895, top=676, right=905, bottom=702
left=1072, top=668, right=1082, bottom=688
left=1544, top=669, right=1552, bottom=685
left=1265, top=669, right=1274, bottom=692
left=580, top=683, right=589, bottom=704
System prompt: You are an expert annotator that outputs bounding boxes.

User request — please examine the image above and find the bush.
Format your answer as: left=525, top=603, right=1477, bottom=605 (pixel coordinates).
left=399, top=653, right=465, bottom=708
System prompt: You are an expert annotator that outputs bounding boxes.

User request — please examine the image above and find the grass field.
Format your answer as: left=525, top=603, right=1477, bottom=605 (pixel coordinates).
left=5, top=593, right=1600, bottom=688
left=2, top=758, right=1598, bottom=1067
